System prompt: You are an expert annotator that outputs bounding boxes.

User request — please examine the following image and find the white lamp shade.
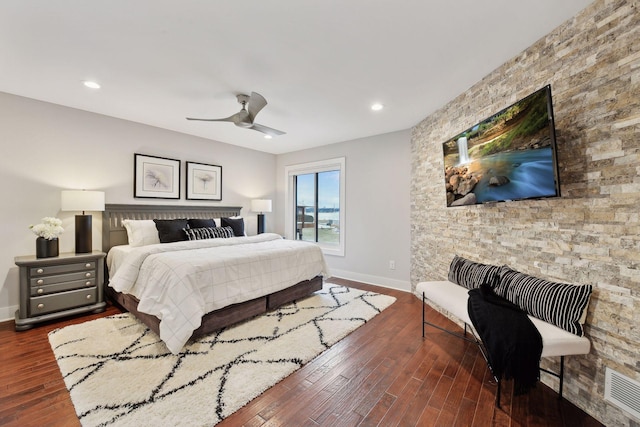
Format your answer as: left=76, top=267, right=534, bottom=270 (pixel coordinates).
left=61, top=190, right=105, bottom=212
left=251, top=199, right=272, bottom=213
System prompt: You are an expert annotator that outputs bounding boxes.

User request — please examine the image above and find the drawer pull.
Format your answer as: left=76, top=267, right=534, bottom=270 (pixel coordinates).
left=86, top=294, right=92, bottom=300
left=37, top=303, right=44, bottom=309
left=85, top=272, right=92, bottom=278
left=37, top=279, right=44, bottom=285
left=37, top=288, right=44, bottom=295
left=86, top=281, right=92, bottom=286
left=85, top=263, right=92, bottom=268
left=36, top=268, right=44, bottom=274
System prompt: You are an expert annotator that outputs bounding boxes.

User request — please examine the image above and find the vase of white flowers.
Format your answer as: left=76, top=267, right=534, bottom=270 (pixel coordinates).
left=30, top=217, right=64, bottom=258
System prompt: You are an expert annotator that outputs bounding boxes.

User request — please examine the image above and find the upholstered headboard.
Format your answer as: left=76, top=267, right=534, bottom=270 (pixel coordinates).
left=101, top=204, right=242, bottom=252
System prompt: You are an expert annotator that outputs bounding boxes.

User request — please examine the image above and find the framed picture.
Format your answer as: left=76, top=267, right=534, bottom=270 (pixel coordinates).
left=186, top=161, right=222, bottom=201
left=134, top=153, right=181, bottom=199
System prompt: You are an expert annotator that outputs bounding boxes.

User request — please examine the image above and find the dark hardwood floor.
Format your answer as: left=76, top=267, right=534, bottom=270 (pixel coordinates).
left=0, top=277, right=603, bottom=427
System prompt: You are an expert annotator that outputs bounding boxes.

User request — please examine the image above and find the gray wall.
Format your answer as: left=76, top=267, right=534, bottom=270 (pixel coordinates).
left=410, top=1, right=639, bottom=425
left=276, top=130, right=411, bottom=290
left=0, top=92, right=277, bottom=320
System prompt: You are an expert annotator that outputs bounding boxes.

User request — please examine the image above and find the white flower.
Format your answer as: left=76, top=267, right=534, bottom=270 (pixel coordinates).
left=30, top=217, right=64, bottom=240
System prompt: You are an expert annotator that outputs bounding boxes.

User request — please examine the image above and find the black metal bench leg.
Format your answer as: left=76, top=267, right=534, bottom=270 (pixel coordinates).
left=422, top=292, right=426, bottom=338
left=559, top=356, right=564, bottom=399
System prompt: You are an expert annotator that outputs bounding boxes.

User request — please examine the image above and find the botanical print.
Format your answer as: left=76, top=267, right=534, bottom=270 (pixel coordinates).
left=192, top=167, right=218, bottom=195
left=143, top=162, right=173, bottom=192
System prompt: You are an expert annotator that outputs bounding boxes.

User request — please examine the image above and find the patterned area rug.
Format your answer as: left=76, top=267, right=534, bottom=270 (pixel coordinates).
left=48, top=283, right=396, bottom=427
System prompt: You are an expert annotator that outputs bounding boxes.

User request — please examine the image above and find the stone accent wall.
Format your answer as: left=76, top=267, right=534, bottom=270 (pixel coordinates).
left=410, top=1, right=639, bottom=425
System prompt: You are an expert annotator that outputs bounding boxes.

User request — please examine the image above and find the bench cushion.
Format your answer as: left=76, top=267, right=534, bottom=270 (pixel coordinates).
left=416, top=281, right=591, bottom=358
left=417, top=281, right=472, bottom=324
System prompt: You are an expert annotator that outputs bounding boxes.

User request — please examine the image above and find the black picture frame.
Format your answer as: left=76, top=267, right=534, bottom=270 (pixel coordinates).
left=186, top=161, right=222, bottom=201
left=134, top=153, right=181, bottom=199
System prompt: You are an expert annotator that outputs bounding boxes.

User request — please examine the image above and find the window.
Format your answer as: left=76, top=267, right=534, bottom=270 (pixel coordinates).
left=285, top=157, right=345, bottom=256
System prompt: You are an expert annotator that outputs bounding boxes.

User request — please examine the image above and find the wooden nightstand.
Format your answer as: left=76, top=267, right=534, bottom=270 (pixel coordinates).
left=14, top=251, right=106, bottom=331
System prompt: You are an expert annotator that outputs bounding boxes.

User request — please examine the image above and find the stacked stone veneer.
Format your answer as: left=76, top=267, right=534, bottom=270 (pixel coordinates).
left=410, top=1, right=639, bottom=425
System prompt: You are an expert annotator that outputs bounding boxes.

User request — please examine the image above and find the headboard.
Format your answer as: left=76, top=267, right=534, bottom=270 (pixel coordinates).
left=102, top=204, right=242, bottom=253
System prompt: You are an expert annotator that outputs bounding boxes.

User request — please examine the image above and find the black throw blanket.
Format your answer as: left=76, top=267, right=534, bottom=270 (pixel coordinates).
left=467, top=284, right=543, bottom=395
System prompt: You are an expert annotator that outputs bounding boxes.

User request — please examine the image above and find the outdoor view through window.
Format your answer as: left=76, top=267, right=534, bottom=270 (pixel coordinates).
left=295, top=170, right=340, bottom=246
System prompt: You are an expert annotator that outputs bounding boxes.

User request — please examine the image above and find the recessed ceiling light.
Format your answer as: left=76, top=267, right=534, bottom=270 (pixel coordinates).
left=371, top=103, right=384, bottom=111
left=264, top=134, right=273, bottom=139
left=83, top=80, right=101, bottom=89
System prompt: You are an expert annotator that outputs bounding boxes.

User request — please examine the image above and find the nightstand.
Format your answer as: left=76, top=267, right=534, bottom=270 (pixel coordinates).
left=14, top=251, right=106, bottom=331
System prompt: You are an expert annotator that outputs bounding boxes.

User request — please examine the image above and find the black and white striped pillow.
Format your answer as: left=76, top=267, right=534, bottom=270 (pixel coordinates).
left=495, top=266, right=592, bottom=336
left=183, top=226, right=234, bottom=241
left=447, top=255, right=500, bottom=290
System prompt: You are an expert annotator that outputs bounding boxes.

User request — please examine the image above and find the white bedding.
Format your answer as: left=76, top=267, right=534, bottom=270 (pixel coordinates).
left=106, top=244, right=136, bottom=276
left=107, top=233, right=330, bottom=353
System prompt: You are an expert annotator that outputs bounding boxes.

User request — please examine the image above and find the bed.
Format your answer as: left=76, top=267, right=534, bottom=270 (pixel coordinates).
left=102, top=204, right=328, bottom=353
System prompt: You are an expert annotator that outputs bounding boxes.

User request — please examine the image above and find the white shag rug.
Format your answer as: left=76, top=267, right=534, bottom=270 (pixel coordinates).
left=48, top=283, right=396, bottom=427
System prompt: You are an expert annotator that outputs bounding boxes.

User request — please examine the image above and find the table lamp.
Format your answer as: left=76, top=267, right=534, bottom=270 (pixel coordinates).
left=61, top=190, right=105, bottom=253
left=251, top=199, right=272, bottom=234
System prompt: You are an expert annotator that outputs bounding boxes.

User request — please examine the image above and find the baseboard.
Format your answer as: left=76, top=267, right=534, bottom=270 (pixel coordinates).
left=0, top=305, right=17, bottom=323
left=329, top=269, right=411, bottom=292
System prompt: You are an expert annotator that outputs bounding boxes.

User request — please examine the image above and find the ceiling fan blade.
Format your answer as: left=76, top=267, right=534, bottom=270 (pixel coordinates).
left=250, top=122, right=286, bottom=137
left=247, top=92, right=267, bottom=122
left=186, top=113, right=237, bottom=122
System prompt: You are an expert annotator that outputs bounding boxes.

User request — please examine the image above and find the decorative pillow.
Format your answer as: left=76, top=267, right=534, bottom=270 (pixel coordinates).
left=184, top=226, right=234, bottom=240
left=187, top=218, right=217, bottom=229
left=447, top=255, right=500, bottom=290
left=496, top=265, right=593, bottom=336
left=153, top=219, right=189, bottom=243
left=122, top=219, right=160, bottom=247
left=221, top=217, right=245, bottom=237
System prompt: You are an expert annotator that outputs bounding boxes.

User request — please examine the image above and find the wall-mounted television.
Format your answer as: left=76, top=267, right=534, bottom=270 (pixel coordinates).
left=442, top=85, right=561, bottom=207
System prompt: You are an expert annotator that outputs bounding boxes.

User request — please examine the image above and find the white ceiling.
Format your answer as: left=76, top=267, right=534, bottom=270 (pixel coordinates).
left=0, top=1, right=593, bottom=154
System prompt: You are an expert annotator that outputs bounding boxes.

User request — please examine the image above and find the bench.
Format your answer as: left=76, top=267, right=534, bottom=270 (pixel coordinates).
left=416, top=256, right=592, bottom=407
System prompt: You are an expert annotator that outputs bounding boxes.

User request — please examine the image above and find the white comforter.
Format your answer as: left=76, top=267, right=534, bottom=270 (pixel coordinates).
left=108, top=233, right=330, bottom=353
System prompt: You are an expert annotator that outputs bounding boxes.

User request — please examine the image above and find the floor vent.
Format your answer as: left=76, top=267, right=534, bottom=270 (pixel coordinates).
left=605, top=367, right=640, bottom=420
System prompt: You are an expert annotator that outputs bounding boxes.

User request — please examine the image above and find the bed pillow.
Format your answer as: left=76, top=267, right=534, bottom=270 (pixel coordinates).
left=495, top=265, right=593, bottom=336
left=122, top=219, right=160, bottom=247
left=221, top=217, right=245, bottom=237
left=187, top=218, right=217, bottom=229
left=184, top=226, right=234, bottom=240
left=153, top=219, right=189, bottom=243
left=447, top=255, right=500, bottom=290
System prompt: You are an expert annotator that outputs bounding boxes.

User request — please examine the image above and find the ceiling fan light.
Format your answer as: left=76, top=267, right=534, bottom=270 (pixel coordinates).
left=83, top=80, right=101, bottom=89
left=264, top=134, right=273, bottom=139
left=371, top=103, right=384, bottom=111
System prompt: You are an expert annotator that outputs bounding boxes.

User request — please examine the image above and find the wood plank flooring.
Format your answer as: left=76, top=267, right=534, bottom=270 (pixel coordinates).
left=0, top=277, right=603, bottom=426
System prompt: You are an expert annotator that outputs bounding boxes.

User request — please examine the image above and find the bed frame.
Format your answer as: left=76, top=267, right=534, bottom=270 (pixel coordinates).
left=102, top=203, right=323, bottom=339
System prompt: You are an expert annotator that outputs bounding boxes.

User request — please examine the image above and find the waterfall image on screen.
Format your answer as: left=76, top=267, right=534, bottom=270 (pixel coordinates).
left=457, top=136, right=470, bottom=165
left=441, top=85, right=561, bottom=207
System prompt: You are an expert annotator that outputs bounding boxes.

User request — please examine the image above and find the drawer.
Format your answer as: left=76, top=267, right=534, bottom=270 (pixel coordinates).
left=30, top=261, right=96, bottom=277
left=30, top=270, right=95, bottom=286
left=30, top=287, right=97, bottom=315
left=31, top=278, right=95, bottom=296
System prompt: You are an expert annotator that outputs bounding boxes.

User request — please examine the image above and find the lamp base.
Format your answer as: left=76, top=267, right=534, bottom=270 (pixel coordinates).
left=257, top=213, right=266, bottom=234
left=75, top=214, right=92, bottom=253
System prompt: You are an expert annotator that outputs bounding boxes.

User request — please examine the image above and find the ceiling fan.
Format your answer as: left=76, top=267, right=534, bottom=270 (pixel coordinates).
left=186, top=92, right=285, bottom=137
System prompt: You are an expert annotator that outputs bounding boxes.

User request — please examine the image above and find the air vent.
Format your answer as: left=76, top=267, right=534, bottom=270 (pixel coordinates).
left=605, top=367, right=640, bottom=420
